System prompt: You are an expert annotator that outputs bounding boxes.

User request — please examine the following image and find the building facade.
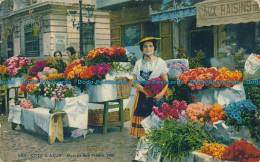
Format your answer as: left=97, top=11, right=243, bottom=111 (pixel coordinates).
left=97, top=0, right=260, bottom=65
left=0, top=0, right=110, bottom=60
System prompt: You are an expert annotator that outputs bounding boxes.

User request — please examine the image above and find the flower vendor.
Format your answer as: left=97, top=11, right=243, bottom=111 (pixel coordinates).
left=54, top=51, right=67, bottom=73
left=129, top=37, right=169, bottom=138
left=66, top=46, right=79, bottom=65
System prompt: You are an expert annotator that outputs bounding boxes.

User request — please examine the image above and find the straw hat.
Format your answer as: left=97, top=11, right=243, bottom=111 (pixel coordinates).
left=135, top=37, right=161, bottom=45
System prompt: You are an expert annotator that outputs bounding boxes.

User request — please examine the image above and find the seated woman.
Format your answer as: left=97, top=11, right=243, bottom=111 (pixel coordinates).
left=54, top=51, right=67, bottom=73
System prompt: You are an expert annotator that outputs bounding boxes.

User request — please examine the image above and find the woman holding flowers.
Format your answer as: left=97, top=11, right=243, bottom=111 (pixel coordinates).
left=129, top=37, right=169, bottom=138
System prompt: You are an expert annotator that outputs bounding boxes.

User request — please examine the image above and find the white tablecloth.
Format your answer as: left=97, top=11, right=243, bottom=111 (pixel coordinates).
left=9, top=94, right=89, bottom=130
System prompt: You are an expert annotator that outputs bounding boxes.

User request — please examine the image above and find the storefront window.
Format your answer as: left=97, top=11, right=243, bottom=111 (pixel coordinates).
left=83, top=22, right=95, bottom=54
left=225, top=22, right=256, bottom=54
left=24, top=22, right=40, bottom=57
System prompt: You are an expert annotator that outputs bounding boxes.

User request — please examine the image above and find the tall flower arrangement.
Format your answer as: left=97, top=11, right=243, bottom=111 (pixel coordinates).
left=85, top=46, right=128, bottom=65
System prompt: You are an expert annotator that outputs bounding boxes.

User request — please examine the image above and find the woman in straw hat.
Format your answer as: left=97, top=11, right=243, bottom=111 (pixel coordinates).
left=129, top=37, right=169, bottom=138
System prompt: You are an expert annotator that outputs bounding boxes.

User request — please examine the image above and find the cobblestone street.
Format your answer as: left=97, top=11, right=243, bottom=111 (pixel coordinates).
left=0, top=114, right=137, bottom=162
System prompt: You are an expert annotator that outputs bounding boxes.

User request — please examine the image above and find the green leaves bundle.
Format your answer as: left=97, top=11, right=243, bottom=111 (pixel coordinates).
left=144, top=119, right=215, bottom=161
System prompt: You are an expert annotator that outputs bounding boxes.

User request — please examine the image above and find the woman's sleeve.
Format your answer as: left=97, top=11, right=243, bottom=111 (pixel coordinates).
left=161, top=60, right=169, bottom=75
left=132, top=61, right=139, bottom=76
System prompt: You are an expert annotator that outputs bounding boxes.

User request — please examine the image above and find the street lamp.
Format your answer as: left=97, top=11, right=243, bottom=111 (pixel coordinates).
left=69, top=1, right=94, bottom=58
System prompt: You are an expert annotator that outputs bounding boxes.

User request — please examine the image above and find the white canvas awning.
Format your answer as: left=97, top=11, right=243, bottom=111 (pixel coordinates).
left=196, top=0, right=260, bottom=27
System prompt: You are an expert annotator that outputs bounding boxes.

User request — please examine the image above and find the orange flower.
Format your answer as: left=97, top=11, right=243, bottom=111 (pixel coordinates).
left=199, top=141, right=227, bottom=159
left=46, top=73, right=64, bottom=80
left=80, top=66, right=93, bottom=80
left=209, top=104, right=224, bottom=122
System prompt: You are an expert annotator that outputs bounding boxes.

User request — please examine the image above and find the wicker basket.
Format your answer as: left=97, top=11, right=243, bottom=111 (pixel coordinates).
left=88, top=108, right=130, bottom=126
left=115, top=77, right=132, bottom=99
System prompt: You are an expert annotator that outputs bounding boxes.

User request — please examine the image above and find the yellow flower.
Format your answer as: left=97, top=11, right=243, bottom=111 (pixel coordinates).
left=0, top=65, right=7, bottom=74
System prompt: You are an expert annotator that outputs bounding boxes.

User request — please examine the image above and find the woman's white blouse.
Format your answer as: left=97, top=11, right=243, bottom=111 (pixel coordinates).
left=133, top=57, right=169, bottom=81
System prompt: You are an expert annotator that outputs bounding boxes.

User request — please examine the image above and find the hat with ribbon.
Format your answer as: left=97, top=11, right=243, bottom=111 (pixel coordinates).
left=135, top=37, right=161, bottom=45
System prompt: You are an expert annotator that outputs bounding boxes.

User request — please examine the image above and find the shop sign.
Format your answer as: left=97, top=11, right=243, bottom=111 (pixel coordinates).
left=196, top=0, right=260, bottom=27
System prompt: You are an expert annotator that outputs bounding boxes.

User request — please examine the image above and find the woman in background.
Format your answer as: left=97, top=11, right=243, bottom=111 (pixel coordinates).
left=66, top=47, right=79, bottom=64
left=53, top=51, right=67, bottom=73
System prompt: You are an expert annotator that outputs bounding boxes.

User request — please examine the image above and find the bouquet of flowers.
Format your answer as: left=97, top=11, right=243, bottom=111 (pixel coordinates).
left=225, top=100, right=260, bottom=141
left=221, top=139, right=260, bottom=162
left=29, top=60, right=48, bottom=76
left=20, top=98, right=33, bottom=109
left=85, top=46, right=128, bottom=65
left=153, top=100, right=187, bottom=120
left=199, top=141, right=227, bottom=159
left=63, top=59, right=85, bottom=76
left=31, top=84, right=75, bottom=100
left=20, top=75, right=40, bottom=93
left=52, top=84, right=75, bottom=101
left=185, top=102, right=212, bottom=121
left=37, top=67, right=58, bottom=80
left=3, top=57, right=31, bottom=76
left=143, top=77, right=168, bottom=97
left=92, top=63, right=112, bottom=79
left=208, top=104, right=225, bottom=122
left=225, top=100, right=257, bottom=123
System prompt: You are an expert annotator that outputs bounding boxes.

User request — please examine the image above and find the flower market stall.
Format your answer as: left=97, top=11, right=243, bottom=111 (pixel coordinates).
left=133, top=53, right=260, bottom=162
left=1, top=45, right=134, bottom=143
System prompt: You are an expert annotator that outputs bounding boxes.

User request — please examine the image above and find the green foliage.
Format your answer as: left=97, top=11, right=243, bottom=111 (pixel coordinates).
left=174, top=46, right=210, bottom=69
left=144, top=119, right=215, bottom=161
left=244, top=83, right=260, bottom=109
left=109, top=62, right=134, bottom=76
left=166, top=81, right=194, bottom=105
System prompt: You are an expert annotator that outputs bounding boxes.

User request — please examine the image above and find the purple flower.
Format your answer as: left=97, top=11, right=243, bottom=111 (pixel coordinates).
left=167, top=63, right=189, bottom=72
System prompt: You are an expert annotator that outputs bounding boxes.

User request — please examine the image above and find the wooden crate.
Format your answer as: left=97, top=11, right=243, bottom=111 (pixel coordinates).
left=88, top=108, right=130, bottom=126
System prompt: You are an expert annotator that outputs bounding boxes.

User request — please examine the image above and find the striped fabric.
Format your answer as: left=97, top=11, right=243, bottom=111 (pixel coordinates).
left=129, top=91, right=146, bottom=137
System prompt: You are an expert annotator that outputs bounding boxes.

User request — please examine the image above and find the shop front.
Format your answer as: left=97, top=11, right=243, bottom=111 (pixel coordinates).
left=196, top=0, right=260, bottom=70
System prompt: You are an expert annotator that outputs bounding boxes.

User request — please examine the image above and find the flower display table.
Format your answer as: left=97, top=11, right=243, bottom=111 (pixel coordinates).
left=8, top=106, right=66, bottom=144
left=27, top=94, right=89, bottom=129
